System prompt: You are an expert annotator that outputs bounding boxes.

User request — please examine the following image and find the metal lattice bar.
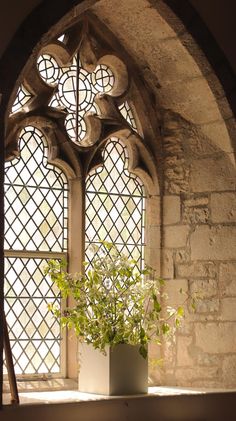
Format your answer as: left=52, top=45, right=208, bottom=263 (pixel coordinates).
left=36, top=53, right=136, bottom=143
left=85, top=137, right=145, bottom=271
left=4, top=126, right=68, bottom=377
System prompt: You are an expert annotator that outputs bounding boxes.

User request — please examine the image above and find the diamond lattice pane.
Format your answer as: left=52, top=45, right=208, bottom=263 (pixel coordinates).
left=11, top=85, right=32, bottom=114
left=4, top=126, right=68, bottom=252
left=37, top=53, right=136, bottom=144
left=119, top=101, right=138, bottom=132
left=85, top=138, right=145, bottom=270
left=4, top=257, right=61, bottom=376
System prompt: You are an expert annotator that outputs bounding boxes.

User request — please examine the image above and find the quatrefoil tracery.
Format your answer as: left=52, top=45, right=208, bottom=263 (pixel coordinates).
left=36, top=46, right=134, bottom=146
left=7, top=18, right=158, bottom=191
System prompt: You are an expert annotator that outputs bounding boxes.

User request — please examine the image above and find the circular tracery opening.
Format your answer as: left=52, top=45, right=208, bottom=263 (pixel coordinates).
left=91, top=64, right=114, bottom=93
left=37, top=54, right=60, bottom=86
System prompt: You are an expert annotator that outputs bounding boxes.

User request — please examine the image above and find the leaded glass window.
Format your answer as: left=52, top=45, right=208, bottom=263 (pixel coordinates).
left=4, top=16, right=152, bottom=383
left=37, top=54, right=137, bottom=143
left=85, top=137, right=145, bottom=269
left=4, top=126, right=68, bottom=377
left=11, top=84, right=32, bottom=114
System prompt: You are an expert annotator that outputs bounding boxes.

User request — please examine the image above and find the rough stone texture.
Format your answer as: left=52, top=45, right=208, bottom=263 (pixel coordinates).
left=177, top=262, right=217, bottom=278
left=162, top=111, right=190, bottom=195
left=195, top=323, right=236, bottom=353
left=219, top=262, right=236, bottom=296
left=191, top=226, right=236, bottom=260
left=194, top=298, right=220, bottom=314
left=146, top=225, right=161, bottom=250
left=145, top=247, right=161, bottom=272
left=164, top=225, right=189, bottom=248
left=162, top=249, right=174, bottom=279
left=91, top=0, right=236, bottom=390
left=211, top=192, right=236, bottom=223
left=183, top=204, right=209, bottom=224
left=190, top=279, right=218, bottom=298
left=93, top=0, right=233, bottom=157
left=220, top=298, right=236, bottom=321
left=176, top=336, right=194, bottom=366
left=175, top=248, right=190, bottom=263
left=222, top=356, right=236, bottom=388
left=195, top=351, right=221, bottom=367
left=147, top=196, right=161, bottom=225
left=163, top=195, right=181, bottom=224
left=183, top=197, right=209, bottom=207
left=164, top=279, right=188, bottom=306
left=175, top=367, right=219, bottom=385
left=190, top=157, right=236, bottom=192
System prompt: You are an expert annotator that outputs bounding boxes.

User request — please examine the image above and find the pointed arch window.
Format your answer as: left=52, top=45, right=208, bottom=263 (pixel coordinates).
left=4, top=14, right=158, bottom=383
left=4, top=126, right=68, bottom=376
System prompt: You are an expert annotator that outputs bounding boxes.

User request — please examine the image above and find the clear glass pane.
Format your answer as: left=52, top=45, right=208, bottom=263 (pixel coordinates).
left=85, top=137, right=145, bottom=271
left=4, top=126, right=68, bottom=252
left=119, top=101, right=138, bottom=132
left=11, top=85, right=32, bottom=114
left=37, top=51, right=136, bottom=144
left=4, top=257, right=61, bottom=376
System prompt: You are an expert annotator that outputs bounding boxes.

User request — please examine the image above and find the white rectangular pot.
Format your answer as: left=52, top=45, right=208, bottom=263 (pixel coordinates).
left=78, top=343, right=148, bottom=395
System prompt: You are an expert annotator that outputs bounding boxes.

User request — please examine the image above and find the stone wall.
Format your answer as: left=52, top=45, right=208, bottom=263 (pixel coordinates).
left=149, top=109, right=236, bottom=388
left=93, top=0, right=236, bottom=389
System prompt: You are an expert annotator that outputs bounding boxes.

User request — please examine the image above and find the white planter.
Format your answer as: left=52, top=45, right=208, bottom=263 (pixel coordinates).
left=78, top=343, right=148, bottom=395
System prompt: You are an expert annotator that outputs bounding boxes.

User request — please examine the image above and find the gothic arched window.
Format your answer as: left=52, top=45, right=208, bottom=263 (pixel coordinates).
left=4, top=126, right=68, bottom=376
left=4, top=14, right=159, bottom=382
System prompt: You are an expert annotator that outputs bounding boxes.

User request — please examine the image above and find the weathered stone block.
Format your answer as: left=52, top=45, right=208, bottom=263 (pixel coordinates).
left=162, top=249, right=174, bottom=279
left=195, top=322, right=236, bottom=353
left=146, top=225, right=161, bottom=248
left=222, top=355, right=236, bottom=388
left=219, top=262, right=236, bottom=296
left=163, top=195, right=181, bottom=225
left=146, top=196, right=160, bottom=225
left=211, top=192, right=236, bottom=223
left=164, top=225, right=189, bottom=248
left=194, top=298, right=220, bottom=313
left=191, top=379, right=223, bottom=388
left=196, top=352, right=220, bottom=366
left=164, top=279, right=188, bottom=306
left=191, top=226, right=236, bottom=260
left=176, top=336, right=194, bottom=366
left=183, top=206, right=209, bottom=224
left=175, top=248, right=190, bottom=263
left=145, top=247, right=161, bottom=271
left=175, top=366, right=219, bottom=384
left=177, top=262, right=217, bottom=278
left=184, top=197, right=209, bottom=207
left=220, top=298, right=236, bottom=321
left=190, top=279, right=218, bottom=298
left=190, top=157, right=236, bottom=192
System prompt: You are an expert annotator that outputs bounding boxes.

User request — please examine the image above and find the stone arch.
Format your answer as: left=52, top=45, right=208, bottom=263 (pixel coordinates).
left=0, top=0, right=236, bottom=390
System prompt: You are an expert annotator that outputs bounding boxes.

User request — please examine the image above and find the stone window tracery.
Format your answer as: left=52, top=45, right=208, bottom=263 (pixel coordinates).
left=11, top=85, right=32, bottom=114
left=4, top=14, right=158, bottom=381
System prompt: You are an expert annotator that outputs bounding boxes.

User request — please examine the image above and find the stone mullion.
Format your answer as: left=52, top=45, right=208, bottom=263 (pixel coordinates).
left=67, top=176, right=85, bottom=379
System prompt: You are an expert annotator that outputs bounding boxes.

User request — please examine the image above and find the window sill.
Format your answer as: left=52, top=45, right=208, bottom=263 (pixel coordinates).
left=4, top=386, right=236, bottom=406
left=3, top=377, right=78, bottom=398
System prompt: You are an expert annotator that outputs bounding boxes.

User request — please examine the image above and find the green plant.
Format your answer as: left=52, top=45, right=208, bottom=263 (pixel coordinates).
left=45, top=241, right=191, bottom=359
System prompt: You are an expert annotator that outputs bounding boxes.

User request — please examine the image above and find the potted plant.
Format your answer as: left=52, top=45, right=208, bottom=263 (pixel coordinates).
left=45, top=241, right=191, bottom=395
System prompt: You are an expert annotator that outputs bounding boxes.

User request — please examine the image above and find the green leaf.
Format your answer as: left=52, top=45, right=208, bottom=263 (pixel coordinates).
left=161, top=323, right=170, bottom=335
left=177, top=306, right=184, bottom=317
left=154, top=300, right=161, bottom=312
left=139, top=345, right=148, bottom=359
left=175, top=318, right=181, bottom=328
left=158, top=277, right=165, bottom=286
